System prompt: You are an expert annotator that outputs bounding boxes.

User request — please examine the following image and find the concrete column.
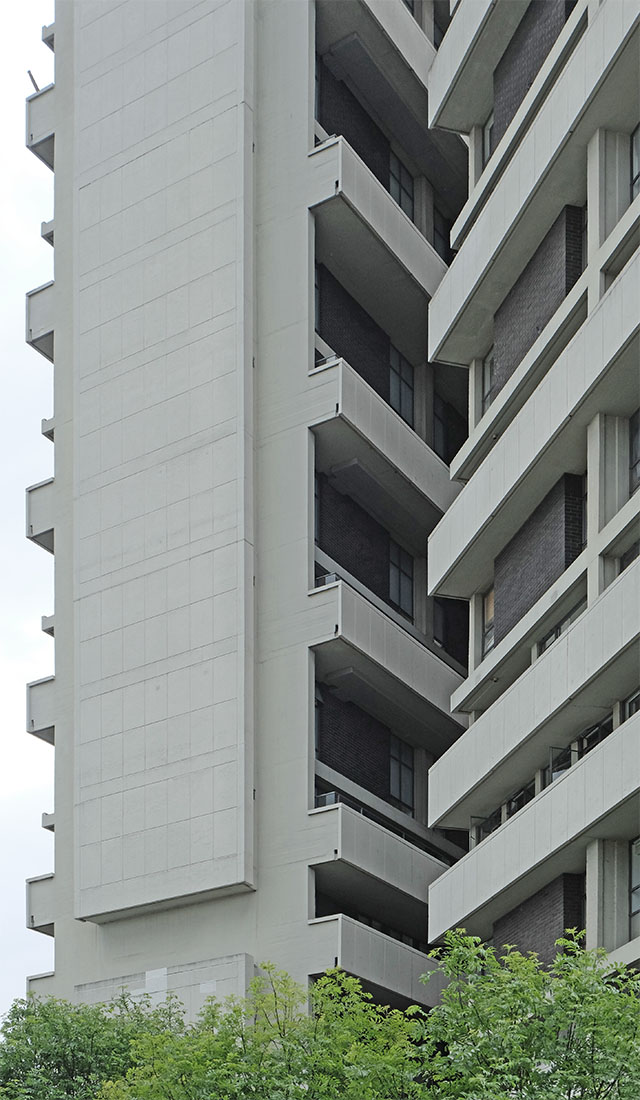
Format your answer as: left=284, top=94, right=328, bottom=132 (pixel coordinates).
left=585, top=838, right=629, bottom=951
left=586, top=129, right=632, bottom=308
left=414, top=176, right=434, bottom=246
left=414, top=746, right=429, bottom=826
left=468, top=591, right=483, bottom=671
left=468, top=357, right=483, bottom=430
left=420, top=0, right=435, bottom=44
left=422, top=362, right=435, bottom=449
left=586, top=412, right=629, bottom=601
left=414, top=555, right=428, bottom=636
left=468, top=125, right=483, bottom=191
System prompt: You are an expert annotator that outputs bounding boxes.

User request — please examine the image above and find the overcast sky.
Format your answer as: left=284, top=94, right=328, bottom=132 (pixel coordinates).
left=0, top=0, right=56, bottom=1018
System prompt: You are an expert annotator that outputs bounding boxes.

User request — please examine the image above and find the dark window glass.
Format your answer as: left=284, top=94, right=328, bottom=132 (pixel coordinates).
left=482, top=348, right=495, bottom=413
left=482, top=587, right=494, bottom=656
left=630, top=408, right=640, bottom=495
left=482, top=112, right=494, bottom=168
left=631, top=124, right=640, bottom=201
left=433, top=597, right=445, bottom=647
left=401, top=0, right=415, bottom=11
left=631, top=837, right=640, bottom=916
left=390, top=151, right=414, bottom=220
left=389, top=345, right=414, bottom=426
left=389, top=539, right=413, bottom=619
left=390, top=733, right=414, bottom=814
left=537, top=599, right=587, bottom=656
left=625, top=688, right=640, bottom=720
left=433, top=206, right=451, bottom=262
left=620, top=541, right=640, bottom=573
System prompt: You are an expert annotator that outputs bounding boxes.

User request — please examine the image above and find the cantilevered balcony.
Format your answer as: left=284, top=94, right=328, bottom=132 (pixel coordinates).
left=26, top=873, right=55, bottom=936
left=310, top=358, right=458, bottom=545
left=429, top=3, right=639, bottom=364
left=26, top=477, right=54, bottom=553
left=308, top=912, right=446, bottom=1008
left=26, top=281, right=54, bottom=362
left=428, top=708, right=640, bottom=942
left=429, top=250, right=640, bottom=600
left=429, top=560, right=640, bottom=830
left=311, top=801, right=447, bottom=912
left=26, top=84, right=55, bottom=170
left=316, top=0, right=466, bottom=212
left=26, top=676, right=55, bottom=745
left=308, top=137, right=447, bottom=367
left=310, top=579, right=465, bottom=757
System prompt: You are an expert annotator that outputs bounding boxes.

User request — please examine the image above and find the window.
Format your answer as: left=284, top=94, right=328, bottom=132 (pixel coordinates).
left=630, top=408, right=640, bottom=495
left=631, top=124, right=640, bottom=201
left=482, top=587, right=494, bottom=656
left=482, top=347, right=495, bottom=414
left=433, top=597, right=445, bottom=647
left=631, top=838, right=640, bottom=917
left=433, top=206, right=450, bottom=263
left=482, top=111, right=494, bottom=168
left=390, top=734, right=414, bottom=814
left=314, top=473, right=320, bottom=544
left=314, top=684, right=323, bottom=752
left=620, top=540, right=639, bottom=574
left=624, top=688, right=640, bottom=720
left=537, top=598, right=587, bottom=656
left=506, top=779, right=535, bottom=819
left=433, top=393, right=447, bottom=461
left=389, top=344, right=414, bottom=426
left=390, top=151, right=414, bottom=220
left=433, top=12, right=445, bottom=48
left=389, top=539, right=414, bottom=619
left=578, top=714, right=613, bottom=758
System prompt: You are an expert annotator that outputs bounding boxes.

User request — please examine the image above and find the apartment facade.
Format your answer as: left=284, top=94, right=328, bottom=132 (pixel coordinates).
left=426, top=0, right=640, bottom=964
left=24, top=0, right=471, bottom=1014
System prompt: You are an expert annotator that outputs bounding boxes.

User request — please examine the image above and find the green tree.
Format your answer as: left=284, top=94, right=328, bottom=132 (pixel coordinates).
left=0, top=992, right=183, bottom=1099
left=98, top=964, right=422, bottom=1100
left=416, top=929, right=640, bottom=1099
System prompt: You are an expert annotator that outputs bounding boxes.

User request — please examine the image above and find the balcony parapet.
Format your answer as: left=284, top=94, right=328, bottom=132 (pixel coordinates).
left=26, top=477, right=54, bottom=553
left=26, top=873, right=55, bottom=936
left=26, top=281, right=54, bottom=362
left=26, top=675, right=55, bottom=745
left=428, top=708, right=640, bottom=942
left=26, top=83, right=55, bottom=170
left=308, top=912, right=446, bottom=1007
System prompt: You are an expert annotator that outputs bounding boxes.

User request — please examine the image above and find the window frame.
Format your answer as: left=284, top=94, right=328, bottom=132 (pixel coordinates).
left=482, top=587, right=494, bottom=657
left=631, top=836, right=640, bottom=917
left=630, top=408, right=640, bottom=495
left=390, top=733, right=414, bottom=815
left=631, top=124, right=640, bottom=202
left=389, top=344, right=414, bottom=427
left=389, top=150, right=414, bottom=221
left=389, top=538, right=414, bottom=620
left=481, top=347, right=495, bottom=414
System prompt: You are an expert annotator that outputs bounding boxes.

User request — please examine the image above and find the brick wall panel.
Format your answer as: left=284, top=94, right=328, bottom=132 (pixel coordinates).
left=492, top=873, right=585, bottom=965
left=318, top=59, right=390, bottom=188
left=493, top=206, right=583, bottom=395
left=493, top=0, right=577, bottom=147
left=317, top=264, right=390, bottom=400
left=494, top=474, right=584, bottom=642
left=318, top=690, right=391, bottom=802
left=317, top=475, right=390, bottom=603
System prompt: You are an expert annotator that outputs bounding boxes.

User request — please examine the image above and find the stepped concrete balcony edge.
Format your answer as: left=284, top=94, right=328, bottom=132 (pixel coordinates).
left=310, top=801, right=448, bottom=906
left=26, top=83, right=55, bottom=170
left=309, top=357, right=459, bottom=544
left=26, top=281, right=55, bottom=362
left=428, top=2, right=640, bottom=363
left=26, top=675, right=56, bottom=745
left=428, top=708, right=640, bottom=942
left=26, top=873, right=55, bottom=936
left=429, top=559, right=640, bottom=829
left=308, top=135, right=447, bottom=369
left=308, top=912, right=446, bottom=1007
left=428, top=248, right=640, bottom=599
left=309, top=578, right=465, bottom=753
left=26, top=477, right=55, bottom=554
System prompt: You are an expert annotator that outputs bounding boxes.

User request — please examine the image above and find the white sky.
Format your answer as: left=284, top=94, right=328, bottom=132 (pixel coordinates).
left=0, top=0, right=57, bottom=1018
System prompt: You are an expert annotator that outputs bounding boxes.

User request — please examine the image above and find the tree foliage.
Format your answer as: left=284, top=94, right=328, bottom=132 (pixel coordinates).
left=3, top=935, right=640, bottom=1099
left=417, top=929, right=640, bottom=1099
